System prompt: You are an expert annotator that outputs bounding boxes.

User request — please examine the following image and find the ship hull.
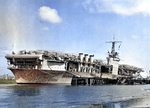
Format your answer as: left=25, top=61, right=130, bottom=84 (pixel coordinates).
left=10, top=69, right=73, bottom=85
left=10, top=69, right=116, bottom=85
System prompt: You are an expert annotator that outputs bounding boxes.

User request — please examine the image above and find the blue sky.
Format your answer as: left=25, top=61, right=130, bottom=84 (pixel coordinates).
left=0, top=0, right=150, bottom=76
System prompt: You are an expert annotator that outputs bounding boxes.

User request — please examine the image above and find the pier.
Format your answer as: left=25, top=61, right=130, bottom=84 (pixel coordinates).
left=71, top=77, right=150, bottom=85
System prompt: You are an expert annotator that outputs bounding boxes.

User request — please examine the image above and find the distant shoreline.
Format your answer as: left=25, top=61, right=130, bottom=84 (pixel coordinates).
left=0, top=80, right=16, bottom=84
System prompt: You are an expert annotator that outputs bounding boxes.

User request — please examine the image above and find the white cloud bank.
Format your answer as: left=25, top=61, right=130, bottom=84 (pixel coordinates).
left=39, top=6, right=62, bottom=23
left=82, top=0, right=150, bottom=16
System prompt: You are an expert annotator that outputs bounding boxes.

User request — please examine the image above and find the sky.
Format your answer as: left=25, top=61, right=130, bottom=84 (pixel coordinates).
left=0, top=0, right=150, bottom=77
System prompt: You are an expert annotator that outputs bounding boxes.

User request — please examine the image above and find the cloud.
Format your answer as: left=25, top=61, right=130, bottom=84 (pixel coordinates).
left=41, top=27, right=49, bottom=31
left=82, top=0, right=150, bottom=16
left=131, top=35, right=139, bottom=39
left=39, top=6, right=62, bottom=23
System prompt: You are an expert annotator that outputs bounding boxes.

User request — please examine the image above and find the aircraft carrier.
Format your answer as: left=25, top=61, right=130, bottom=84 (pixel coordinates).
left=5, top=38, right=144, bottom=85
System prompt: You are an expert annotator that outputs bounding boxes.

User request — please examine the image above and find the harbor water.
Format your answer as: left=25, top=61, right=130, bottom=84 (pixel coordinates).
left=0, top=84, right=150, bottom=108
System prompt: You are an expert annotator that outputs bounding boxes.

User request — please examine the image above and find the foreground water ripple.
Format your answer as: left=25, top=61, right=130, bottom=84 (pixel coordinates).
left=0, top=84, right=150, bottom=107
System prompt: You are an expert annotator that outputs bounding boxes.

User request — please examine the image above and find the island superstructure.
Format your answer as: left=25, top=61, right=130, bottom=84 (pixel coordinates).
left=5, top=39, right=143, bottom=84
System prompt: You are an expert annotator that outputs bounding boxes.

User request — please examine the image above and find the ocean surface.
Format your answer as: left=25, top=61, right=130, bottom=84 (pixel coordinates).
left=0, top=84, right=150, bottom=108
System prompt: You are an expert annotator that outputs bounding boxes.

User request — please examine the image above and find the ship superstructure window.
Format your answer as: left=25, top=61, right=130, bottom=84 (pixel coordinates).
left=7, top=58, right=39, bottom=69
left=25, top=61, right=34, bottom=64
left=15, top=58, right=36, bottom=65
left=17, top=61, right=24, bottom=64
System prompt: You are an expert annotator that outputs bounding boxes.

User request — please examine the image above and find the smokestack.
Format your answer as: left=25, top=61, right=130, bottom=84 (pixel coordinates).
left=84, top=54, right=89, bottom=62
left=79, top=53, right=84, bottom=62
left=89, top=55, right=94, bottom=63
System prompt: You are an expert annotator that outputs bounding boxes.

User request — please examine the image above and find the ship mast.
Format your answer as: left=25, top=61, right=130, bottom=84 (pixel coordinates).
left=106, top=36, right=122, bottom=60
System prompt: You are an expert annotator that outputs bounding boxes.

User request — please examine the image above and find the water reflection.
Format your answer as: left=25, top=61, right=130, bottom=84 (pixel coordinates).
left=13, top=84, right=40, bottom=96
left=14, top=87, right=40, bottom=96
left=1, top=84, right=150, bottom=108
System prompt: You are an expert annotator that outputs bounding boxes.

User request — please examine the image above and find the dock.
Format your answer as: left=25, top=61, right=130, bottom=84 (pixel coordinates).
left=71, top=77, right=150, bottom=85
